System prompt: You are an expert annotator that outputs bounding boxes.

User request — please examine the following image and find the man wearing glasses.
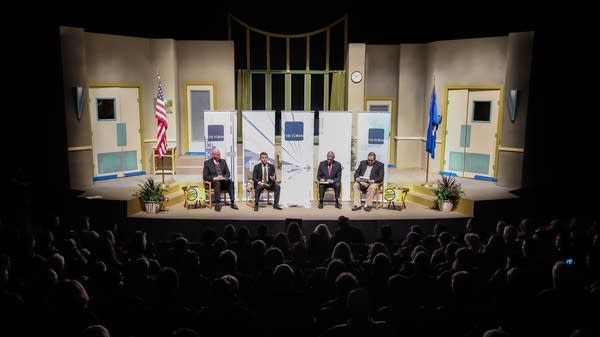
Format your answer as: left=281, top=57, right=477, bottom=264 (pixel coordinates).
left=352, top=152, right=384, bottom=212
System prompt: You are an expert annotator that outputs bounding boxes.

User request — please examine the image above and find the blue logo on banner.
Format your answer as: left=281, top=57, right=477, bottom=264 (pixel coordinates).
left=207, top=125, right=224, bottom=141
left=368, top=128, right=384, bottom=144
left=284, top=121, right=304, bottom=141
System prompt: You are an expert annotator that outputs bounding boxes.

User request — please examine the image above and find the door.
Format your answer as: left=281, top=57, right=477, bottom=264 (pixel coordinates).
left=443, top=89, right=499, bottom=179
left=89, top=87, right=142, bottom=179
left=187, top=85, right=214, bottom=153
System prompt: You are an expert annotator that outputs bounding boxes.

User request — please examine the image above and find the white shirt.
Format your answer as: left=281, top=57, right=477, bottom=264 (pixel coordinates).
left=363, top=165, right=373, bottom=180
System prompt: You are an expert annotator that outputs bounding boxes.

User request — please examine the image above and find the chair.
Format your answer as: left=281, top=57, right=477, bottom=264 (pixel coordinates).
left=315, top=181, right=342, bottom=205
left=246, top=179, right=274, bottom=208
left=204, top=180, right=231, bottom=209
left=356, top=182, right=384, bottom=209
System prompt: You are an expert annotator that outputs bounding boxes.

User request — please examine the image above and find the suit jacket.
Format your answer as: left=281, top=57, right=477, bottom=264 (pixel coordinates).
left=317, top=160, right=342, bottom=183
left=252, top=162, right=276, bottom=186
left=203, top=158, right=231, bottom=181
left=354, top=160, right=384, bottom=183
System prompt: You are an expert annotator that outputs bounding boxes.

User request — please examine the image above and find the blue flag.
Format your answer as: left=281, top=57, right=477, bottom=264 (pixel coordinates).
left=425, top=86, right=441, bottom=158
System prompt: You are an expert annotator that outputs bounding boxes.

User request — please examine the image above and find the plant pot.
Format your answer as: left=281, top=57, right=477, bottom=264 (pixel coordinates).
left=144, top=201, right=161, bottom=214
left=438, top=200, right=453, bottom=212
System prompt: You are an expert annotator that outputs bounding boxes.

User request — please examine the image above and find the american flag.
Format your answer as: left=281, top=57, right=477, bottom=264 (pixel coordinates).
left=155, top=77, right=168, bottom=157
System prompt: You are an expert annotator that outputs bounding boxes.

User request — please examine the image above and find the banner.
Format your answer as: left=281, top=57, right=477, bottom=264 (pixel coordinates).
left=242, top=110, right=276, bottom=201
left=280, top=111, right=314, bottom=207
left=356, top=112, right=391, bottom=187
left=204, top=111, right=238, bottom=194
left=318, top=112, right=352, bottom=201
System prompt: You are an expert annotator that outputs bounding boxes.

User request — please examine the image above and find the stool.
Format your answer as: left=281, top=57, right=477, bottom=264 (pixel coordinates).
left=385, top=187, right=409, bottom=210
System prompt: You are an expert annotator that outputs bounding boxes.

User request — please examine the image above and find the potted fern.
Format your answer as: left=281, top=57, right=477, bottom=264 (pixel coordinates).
left=133, top=177, right=166, bottom=213
left=431, top=175, right=464, bottom=211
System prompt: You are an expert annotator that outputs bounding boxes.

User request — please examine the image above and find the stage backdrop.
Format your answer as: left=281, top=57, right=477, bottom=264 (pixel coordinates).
left=318, top=112, right=352, bottom=201
left=280, top=111, right=314, bottom=207
left=242, top=110, right=276, bottom=201
left=356, top=112, right=391, bottom=187
left=204, top=111, right=238, bottom=194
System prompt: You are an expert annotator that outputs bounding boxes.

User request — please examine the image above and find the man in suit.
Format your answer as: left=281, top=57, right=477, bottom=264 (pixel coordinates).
left=252, top=152, right=282, bottom=211
left=203, top=148, right=238, bottom=212
left=317, top=151, right=342, bottom=209
left=352, top=152, right=384, bottom=212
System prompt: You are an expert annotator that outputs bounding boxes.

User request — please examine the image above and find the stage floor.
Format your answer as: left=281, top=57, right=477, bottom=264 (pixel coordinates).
left=76, top=168, right=518, bottom=221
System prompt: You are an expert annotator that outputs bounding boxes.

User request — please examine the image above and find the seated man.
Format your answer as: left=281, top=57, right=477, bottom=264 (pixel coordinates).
left=317, top=151, right=342, bottom=209
left=252, top=152, right=282, bottom=211
left=203, top=148, right=238, bottom=212
left=352, top=152, right=384, bottom=212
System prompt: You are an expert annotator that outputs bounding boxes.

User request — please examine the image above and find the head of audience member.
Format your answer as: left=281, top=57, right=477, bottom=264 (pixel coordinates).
left=264, top=247, right=285, bottom=272
left=171, top=328, right=199, bottom=337
left=272, top=232, right=290, bottom=256
left=286, top=221, right=305, bottom=245
left=482, top=328, right=511, bottom=337
left=451, top=270, right=473, bottom=299
left=273, top=263, right=295, bottom=289
left=80, top=325, right=111, bottom=337
left=335, top=272, right=358, bottom=299
left=314, top=223, right=332, bottom=242
left=291, top=241, right=308, bottom=265
left=223, top=224, right=236, bottom=243
left=332, top=241, right=354, bottom=266
left=326, top=259, right=346, bottom=285
left=218, top=249, right=238, bottom=275
left=346, top=288, right=372, bottom=322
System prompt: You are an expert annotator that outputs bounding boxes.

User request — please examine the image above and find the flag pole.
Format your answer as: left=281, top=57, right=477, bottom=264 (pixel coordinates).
left=160, top=156, right=166, bottom=187
left=424, top=154, right=430, bottom=187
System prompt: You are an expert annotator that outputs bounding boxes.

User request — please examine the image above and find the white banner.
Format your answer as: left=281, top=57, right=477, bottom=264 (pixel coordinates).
left=356, top=112, right=391, bottom=187
left=204, top=111, right=238, bottom=193
left=242, top=110, right=276, bottom=201
left=280, top=111, right=314, bottom=207
left=318, top=112, right=352, bottom=201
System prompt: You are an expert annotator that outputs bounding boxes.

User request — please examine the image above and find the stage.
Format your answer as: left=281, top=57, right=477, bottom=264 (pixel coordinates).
left=72, top=168, right=521, bottom=242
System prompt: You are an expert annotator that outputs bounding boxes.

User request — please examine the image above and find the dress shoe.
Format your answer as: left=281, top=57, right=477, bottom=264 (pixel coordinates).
left=254, top=205, right=259, bottom=212
left=335, top=202, right=342, bottom=209
left=364, top=205, right=372, bottom=212
left=318, top=203, right=323, bottom=209
left=215, top=203, right=222, bottom=212
left=273, top=204, right=283, bottom=210
left=352, top=205, right=362, bottom=211
left=230, top=203, right=239, bottom=210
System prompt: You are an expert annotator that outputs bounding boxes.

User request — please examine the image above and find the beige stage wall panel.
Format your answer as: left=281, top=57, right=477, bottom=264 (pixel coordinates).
left=397, top=44, right=427, bottom=168
left=421, top=36, right=509, bottom=171
left=176, top=41, right=235, bottom=110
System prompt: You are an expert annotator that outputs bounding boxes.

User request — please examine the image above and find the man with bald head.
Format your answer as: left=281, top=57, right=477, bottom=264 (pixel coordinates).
left=203, top=148, right=238, bottom=212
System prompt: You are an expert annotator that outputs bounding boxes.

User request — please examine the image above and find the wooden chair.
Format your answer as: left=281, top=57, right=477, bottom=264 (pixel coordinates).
left=203, top=180, right=231, bottom=209
left=246, top=179, right=274, bottom=208
left=315, top=181, right=342, bottom=205
left=357, top=182, right=384, bottom=209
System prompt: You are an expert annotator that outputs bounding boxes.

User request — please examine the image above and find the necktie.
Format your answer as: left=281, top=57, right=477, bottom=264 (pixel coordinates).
left=263, top=165, right=268, bottom=183
left=327, top=164, right=332, bottom=177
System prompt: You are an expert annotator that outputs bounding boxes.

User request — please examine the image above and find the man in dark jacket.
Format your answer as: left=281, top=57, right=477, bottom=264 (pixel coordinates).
left=352, top=152, right=384, bottom=212
left=203, top=148, right=238, bottom=212
left=317, top=151, right=342, bottom=209
left=252, top=152, right=282, bottom=211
